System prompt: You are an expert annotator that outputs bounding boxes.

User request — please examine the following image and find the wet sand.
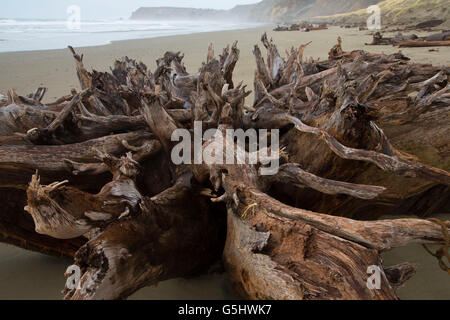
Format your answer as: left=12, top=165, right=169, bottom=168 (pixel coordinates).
left=0, top=26, right=449, bottom=300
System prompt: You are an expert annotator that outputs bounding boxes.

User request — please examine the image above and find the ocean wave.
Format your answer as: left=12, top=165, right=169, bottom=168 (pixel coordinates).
left=0, top=20, right=254, bottom=36
left=0, top=20, right=263, bottom=52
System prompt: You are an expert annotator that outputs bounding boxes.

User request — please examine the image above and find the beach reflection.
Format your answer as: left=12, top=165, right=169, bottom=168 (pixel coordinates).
left=0, top=238, right=449, bottom=299
left=0, top=243, right=238, bottom=300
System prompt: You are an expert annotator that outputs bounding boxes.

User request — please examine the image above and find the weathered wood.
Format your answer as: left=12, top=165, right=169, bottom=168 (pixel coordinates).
left=63, top=173, right=225, bottom=300
left=0, top=131, right=155, bottom=188
left=0, top=36, right=448, bottom=301
left=270, top=163, right=386, bottom=199
left=397, top=40, right=450, bottom=48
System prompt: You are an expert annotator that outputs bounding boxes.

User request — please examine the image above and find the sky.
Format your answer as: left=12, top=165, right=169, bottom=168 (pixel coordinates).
left=1, top=0, right=262, bottom=20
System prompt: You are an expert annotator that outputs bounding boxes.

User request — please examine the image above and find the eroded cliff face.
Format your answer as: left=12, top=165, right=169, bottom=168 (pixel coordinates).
left=248, top=0, right=314, bottom=22
left=130, top=0, right=449, bottom=25
left=308, top=0, right=381, bottom=17
left=255, top=0, right=382, bottom=21
left=130, top=1, right=381, bottom=23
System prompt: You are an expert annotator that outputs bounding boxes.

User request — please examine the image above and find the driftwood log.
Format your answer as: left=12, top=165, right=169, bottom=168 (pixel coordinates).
left=0, top=34, right=449, bottom=300
left=397, top=40, right=450, bottom=48
left=366, top=32, right=393, bottom=46
left=367, top=31, right=450, bottom=48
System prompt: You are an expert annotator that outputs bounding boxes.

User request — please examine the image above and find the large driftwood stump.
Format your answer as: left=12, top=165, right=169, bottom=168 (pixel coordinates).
left=0, top=34, right=449, bottom=300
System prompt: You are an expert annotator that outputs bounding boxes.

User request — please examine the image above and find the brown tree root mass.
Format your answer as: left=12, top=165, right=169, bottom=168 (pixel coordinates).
left=0, top=33, right=449, bottom=300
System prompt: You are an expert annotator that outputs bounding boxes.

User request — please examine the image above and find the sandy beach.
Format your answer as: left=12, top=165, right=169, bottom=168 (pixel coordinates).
left=1, top=26, right=450, bottom=102
left=0, top=26, right=449, bottom=300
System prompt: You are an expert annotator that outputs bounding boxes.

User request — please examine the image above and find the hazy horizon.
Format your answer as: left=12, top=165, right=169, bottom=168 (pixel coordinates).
left=1, top=0, right=262, bottom=20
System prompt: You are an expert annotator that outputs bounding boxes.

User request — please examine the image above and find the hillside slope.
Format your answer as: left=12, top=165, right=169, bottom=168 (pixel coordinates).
left=130, top=1, right=381, bottom=23
left=316, top=0, right=450, bottom=27
left=248, top=0, right=381, bottom=22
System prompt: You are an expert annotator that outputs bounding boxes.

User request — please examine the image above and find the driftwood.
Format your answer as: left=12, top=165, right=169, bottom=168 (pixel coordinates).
left=0, top=34, right=449, bottom=300
left=375, top=19, right=445, bottom=34
left=367, top=31, right=450, bottom=48
left=397, top=40, right=450, bottom=48
left=274, top=25, right=290, bottom=32
left=274, top=22, right=327, bottom=32
left=366, top=32, right=393, bottom=45
left=367, top=32, right=421, bottom=46
left=426, top=31, right=450, bottom=42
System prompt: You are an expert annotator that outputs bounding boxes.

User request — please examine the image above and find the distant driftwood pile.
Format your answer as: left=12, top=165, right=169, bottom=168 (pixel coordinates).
left=274, top=21, right=328, bottom=32
left=0, top=34, right=449, bottom=300
left=366, top=30, right=450, bottom=48
left=345, top=19, right=446, bottom=32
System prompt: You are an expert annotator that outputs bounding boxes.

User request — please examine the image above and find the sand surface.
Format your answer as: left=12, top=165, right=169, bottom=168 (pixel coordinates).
left=1, top=26, right=450, bottom=102
left=0, top=26, right=449, bottom=300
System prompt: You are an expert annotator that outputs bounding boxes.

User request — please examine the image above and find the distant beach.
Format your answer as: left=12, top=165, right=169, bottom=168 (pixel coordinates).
left=0, top=19, right=263, bottom=52
left=1, top=25, right=450, bottom=102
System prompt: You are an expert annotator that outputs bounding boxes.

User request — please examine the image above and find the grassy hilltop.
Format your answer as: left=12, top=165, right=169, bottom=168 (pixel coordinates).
left=314, top=0, right=450, bottom=27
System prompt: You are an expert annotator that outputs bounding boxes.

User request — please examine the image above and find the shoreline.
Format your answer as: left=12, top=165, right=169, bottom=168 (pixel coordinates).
left=1, top=26, right=450, bottom=103
left=0, top=23, right=267, bottom=54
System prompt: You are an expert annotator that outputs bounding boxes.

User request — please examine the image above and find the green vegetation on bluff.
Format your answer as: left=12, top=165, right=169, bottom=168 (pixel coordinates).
left=316, top=0, right=450, bottom=27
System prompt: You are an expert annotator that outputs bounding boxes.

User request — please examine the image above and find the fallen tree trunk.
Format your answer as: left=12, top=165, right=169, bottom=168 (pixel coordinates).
left=0, top=36, right=448, bottom=300
left=397, top=40, right=450, bottom=48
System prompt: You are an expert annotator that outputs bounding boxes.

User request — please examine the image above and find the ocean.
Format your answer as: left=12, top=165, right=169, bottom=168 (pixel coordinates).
left=0, top=19, right=262, bottom=53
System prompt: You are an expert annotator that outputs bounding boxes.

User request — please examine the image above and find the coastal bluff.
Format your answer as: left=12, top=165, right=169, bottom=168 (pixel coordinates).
left=130, top=6, right=255, bottom=21
left=129, top=1, right=379, bottom=22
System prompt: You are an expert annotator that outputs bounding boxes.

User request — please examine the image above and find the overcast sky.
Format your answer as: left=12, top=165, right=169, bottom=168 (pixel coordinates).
left=1, top=0, right=261, bottom=20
